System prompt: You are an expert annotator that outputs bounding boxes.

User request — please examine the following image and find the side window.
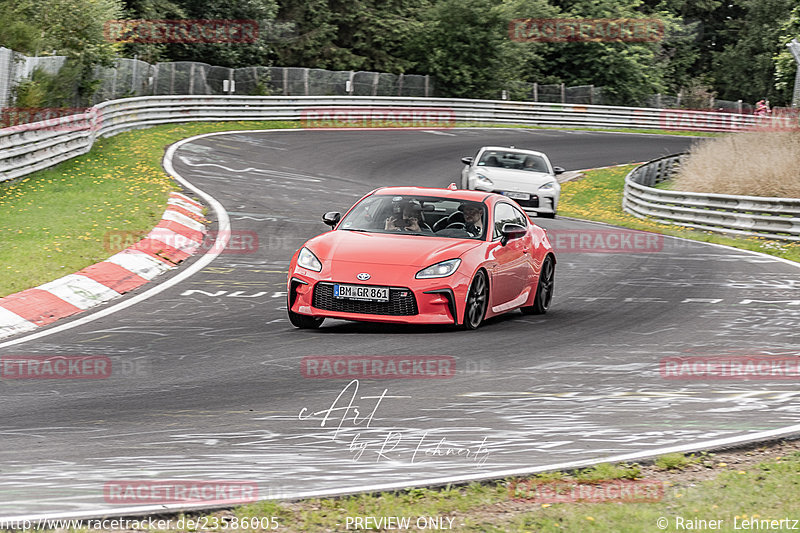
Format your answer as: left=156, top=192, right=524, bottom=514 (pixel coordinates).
left=511, top=206, right=529, bottom=227
left=493, top=203, right=517, bottom=239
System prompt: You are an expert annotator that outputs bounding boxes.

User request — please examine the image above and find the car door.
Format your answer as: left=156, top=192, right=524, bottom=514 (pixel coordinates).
left=488, top=202, right=532, bottom=309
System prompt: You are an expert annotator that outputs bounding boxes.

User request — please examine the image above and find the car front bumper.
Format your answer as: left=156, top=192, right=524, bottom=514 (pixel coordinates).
left=288, top=272, right=472, bottom=325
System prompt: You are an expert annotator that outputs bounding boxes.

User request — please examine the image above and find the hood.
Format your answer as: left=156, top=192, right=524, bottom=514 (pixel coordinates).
left=305, top=230, right=482, bottom=269
left=473, top=167, right=556, bottom=192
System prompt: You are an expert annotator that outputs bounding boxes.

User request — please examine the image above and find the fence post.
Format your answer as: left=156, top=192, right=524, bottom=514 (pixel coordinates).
left=303, top=68, right=309, bottom=96
left=131, top=57, right=138, bottom=95
left=397, top=73, right=404, bottom=96
left=188, top=63, right=195, bottom=95
left=737, top=99, right=742, bottom=114
left=533, top=82, right=538, bottom=102
left=589, top=84, right=594, bottom=105
left=788, top=40, right=800, bottom=108
left=283, top=67, right=288, bottom=96
left=347, top=70, right=354, bottom=95
left=372, top=72, right=379, bottom=96
left=424, top=75, right=429, bottom=97
left=560, top=83, right=565, bottom=103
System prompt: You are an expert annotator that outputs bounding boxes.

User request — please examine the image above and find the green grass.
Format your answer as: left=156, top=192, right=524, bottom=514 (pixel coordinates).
left=0, top=120, right=298, bottom=297
left=224, top=453, right=800, bottom=532
left=558, top=165, right=800, bottom=263
left=655, top=453, right=694, bottom=470
left=27, top=452, right=792, bottom=533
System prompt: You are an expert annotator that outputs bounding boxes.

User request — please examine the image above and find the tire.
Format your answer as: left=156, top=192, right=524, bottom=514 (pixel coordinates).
left=288, top=309, right=324, bottom=329
left=521, top=255, right=554, bottom=315
left=462, top=270, right=489, bottom=330
left=538, top=211, right=556, bottom=219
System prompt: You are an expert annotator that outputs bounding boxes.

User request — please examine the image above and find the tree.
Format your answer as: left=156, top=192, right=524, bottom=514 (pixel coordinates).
left=405, top=0, right=514, bottom=99
left=711, top=0, right=795, bottom=105
left=271, top=0, right=429, bottom=72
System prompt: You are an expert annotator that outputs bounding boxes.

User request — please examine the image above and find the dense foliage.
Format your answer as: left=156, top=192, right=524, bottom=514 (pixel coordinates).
left=0, top=0, right=797, bottom=105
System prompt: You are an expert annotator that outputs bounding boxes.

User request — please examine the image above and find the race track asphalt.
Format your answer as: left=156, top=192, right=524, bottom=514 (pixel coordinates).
left=1, top=128, right=798, bottom=517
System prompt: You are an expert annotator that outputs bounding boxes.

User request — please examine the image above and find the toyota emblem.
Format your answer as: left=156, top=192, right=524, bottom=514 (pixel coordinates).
left=357, top=273, right=371, bottom=281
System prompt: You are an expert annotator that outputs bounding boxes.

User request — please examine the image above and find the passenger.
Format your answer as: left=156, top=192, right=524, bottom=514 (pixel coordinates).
left=385, top=201, right=431, bottom=232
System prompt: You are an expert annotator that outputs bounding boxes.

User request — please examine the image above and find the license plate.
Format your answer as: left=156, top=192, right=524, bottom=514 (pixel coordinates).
left=334, top=284, right=389, bottom=302
left=504, top=191, right=531, bottom=200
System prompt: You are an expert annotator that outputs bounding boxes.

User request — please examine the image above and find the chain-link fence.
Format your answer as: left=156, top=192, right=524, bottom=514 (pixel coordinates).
left=504, top=81, right=603, bottom=104
left=0, top=47, right=67, bottom=108
left=3, top=44, right=789, bottom=111
left=88, top=62, right=434, bottom=105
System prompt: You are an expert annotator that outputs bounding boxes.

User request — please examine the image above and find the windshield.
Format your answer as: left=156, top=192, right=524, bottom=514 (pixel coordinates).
left=338, top=195, right=487, bottom=240
left=478, top=150, right=550, bottom=173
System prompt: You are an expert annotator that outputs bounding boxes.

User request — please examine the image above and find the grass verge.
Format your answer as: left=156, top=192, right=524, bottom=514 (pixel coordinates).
left=0, top=120, right=298, bottom=298
left=557, top=165, right=800, bottom=263
left=13, top=441, right=800, bottom=532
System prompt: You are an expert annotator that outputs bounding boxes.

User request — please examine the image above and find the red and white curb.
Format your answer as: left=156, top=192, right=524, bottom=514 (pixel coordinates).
left=0, top=192, right=207, bottom=340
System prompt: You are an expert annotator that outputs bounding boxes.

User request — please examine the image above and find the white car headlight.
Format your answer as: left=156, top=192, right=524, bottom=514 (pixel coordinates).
left=297, top=247, right=322, bottom=272
left=475, top=173, right=493, bottom=187
left=538, top=181, right=557, bottom=191
left=415, top=258, right=461, bottom=279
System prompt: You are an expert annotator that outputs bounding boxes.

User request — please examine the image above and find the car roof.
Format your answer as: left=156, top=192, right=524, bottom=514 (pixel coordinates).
left=478, top=146, right=548, bottom=157
left=373, top=186, right=494, bottom=202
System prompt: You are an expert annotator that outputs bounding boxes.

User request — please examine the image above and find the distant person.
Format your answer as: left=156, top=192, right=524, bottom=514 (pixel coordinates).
left=755, top=99, right=770, bottom=116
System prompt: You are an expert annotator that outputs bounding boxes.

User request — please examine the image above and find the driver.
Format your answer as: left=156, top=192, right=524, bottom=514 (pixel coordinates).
left=385, top=200, right=431, bottom=232
left=462, top=204, right=484, bottom=236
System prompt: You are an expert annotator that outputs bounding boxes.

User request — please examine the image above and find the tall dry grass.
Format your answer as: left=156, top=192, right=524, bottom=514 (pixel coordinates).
left=671, top=131, right=800, bottom=198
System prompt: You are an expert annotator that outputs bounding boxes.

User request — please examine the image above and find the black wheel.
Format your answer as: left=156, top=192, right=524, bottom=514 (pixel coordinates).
left=522, top=255, right=554, bottom=315
left=288, top=309, right=324, bottom=329
left=538, top=211, right=556, bottom=219
left=462, top=270, right=489, bottom=330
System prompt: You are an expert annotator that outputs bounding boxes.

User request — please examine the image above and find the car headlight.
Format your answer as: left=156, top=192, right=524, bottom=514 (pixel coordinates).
left=415, top=258, right=461, bottom=279
left=475, top=173, right=493, bottom=187
left=297, top=247, right=322, bottom=272
left=538, top=181, right=556, bottom=191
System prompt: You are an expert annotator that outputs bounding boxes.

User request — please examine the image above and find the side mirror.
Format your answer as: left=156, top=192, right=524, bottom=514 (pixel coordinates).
left=553, top=166, right=565, bottom=175
left=461, top=157, right=474, bottom=165
left=322, top=212, right=341, bottom=227
left=500, top=223, right=527, bottom=245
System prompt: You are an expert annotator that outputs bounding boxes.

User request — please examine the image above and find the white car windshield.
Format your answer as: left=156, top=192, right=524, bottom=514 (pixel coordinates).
left=338, top=195, right=486, bottom=240
left=478, top=151, right=549, bottom=173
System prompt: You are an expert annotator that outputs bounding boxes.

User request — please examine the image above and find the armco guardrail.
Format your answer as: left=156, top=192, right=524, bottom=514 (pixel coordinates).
left=3, top=95, right=796, bottom=184
left=623, top=154, right=800, bottom=241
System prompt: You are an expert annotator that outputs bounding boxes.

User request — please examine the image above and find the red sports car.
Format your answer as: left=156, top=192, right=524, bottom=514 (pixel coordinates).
left=287, top=186, right=556, bottom=329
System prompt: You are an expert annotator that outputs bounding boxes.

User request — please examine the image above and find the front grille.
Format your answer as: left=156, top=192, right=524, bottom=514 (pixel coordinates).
left=313, top=282, right=418, bottom=316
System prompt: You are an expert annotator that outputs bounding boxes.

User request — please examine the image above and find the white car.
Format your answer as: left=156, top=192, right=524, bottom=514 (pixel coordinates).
left=460, top=146, right=564, bottom=218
